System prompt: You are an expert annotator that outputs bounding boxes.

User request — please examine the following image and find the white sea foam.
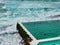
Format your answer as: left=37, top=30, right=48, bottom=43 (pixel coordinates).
left=0, top=1, right=60, bottom=45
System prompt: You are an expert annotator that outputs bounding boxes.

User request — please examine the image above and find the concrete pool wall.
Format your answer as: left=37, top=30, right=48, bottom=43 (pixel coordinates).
left=18, top=20, right=60, bottom=45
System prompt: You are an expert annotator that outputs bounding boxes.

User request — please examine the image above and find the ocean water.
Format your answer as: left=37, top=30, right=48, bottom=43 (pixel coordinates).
left=0, top=0, right=60, bottom=45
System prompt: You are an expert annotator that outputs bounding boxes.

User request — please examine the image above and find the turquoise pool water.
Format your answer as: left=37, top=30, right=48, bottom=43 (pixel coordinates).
left=38, top=40, right=60, bottom=45
left=23, top=20, right=60, bottom=40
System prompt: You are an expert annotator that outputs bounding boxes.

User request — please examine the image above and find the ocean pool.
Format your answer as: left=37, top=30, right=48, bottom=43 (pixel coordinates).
left=38, top=40, right=60, bottom=45
left=23, top=20, right=60, bottom=40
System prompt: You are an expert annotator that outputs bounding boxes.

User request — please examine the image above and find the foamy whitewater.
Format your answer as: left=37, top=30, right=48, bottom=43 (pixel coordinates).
left=0, top=0, right=60, bottom=45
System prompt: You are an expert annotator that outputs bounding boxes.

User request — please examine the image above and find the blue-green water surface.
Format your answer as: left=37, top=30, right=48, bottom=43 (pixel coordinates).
left=38, top=40, right=60, bottom=45
left=23, top=20, right=60, bottom=39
